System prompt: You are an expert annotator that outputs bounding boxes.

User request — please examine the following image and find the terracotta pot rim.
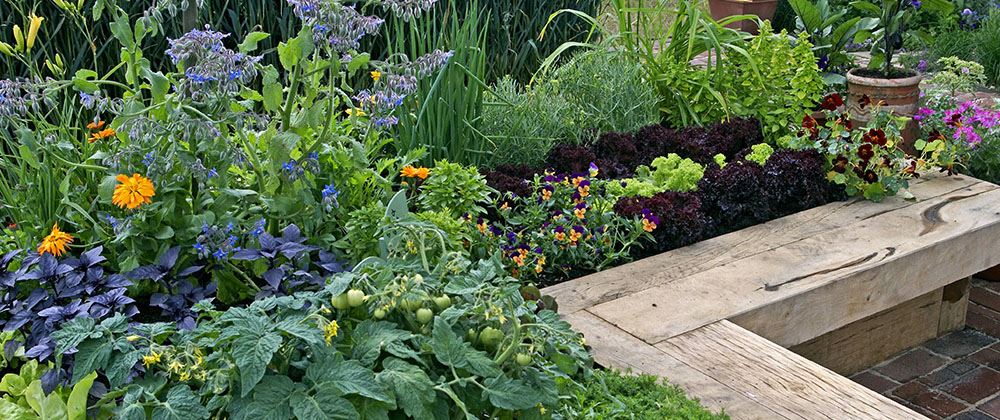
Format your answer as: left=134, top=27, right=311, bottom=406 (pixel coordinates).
left=846, top=68, right=922, bottom=88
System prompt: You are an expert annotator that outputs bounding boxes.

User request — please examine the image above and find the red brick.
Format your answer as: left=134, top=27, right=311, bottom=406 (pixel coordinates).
left=891, top=382, right=967, bottom=418
left=981, top=394, right=1000, bottom=418
left=951, top=410, right=997, bottom=420
left=970, top=348, right=1000, bottom=370
left=972, top=287, right=1000, bottom=313
left=942, top=368, right=1000, bottom=404
left=876, top=348, right=950, bottom=382
left=969, top=310, right=1000, bottom=338
left=924, top=330, right=998, bottom=359
left=850, top=370, right=900, bottom=394
left=889, top=395, right=944, bottom=420
left=920, top=361, right=980, bottom=387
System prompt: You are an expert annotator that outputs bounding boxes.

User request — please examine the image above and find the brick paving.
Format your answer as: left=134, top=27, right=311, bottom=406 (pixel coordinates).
left=851, top=279, right=1000, bottom=419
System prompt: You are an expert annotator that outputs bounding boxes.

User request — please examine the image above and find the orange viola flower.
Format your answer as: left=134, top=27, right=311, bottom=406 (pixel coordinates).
left=112, top=173, right=156, bottom=209
left=37, top=223, right=73, bottom=257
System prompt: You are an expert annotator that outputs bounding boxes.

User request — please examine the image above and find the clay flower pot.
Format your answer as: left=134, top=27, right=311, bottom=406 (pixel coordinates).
left=846, top=68, right=923, bottom=152
left=707, top=0, right=778, bottom=34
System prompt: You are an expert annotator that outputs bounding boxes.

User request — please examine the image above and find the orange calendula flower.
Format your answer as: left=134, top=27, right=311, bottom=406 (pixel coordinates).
left=112, top=173, right=156, bottom=209
left=89, top=128, right=116, bottom=144
left=86, top=120, right=105, bottom=130
left=400, top=165, right=429, bottom=180
left=38, top=223, right=73, bottom=256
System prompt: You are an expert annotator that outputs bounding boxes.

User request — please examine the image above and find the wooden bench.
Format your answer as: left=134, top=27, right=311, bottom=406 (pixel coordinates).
left=543, top=174, right=1000, bottom=419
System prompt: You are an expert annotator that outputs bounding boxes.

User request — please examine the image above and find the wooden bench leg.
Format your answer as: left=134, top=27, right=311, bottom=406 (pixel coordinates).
left=938, top=277, right=971, bottom=335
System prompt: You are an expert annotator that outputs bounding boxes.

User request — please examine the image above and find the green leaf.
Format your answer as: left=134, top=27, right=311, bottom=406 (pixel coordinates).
left=106, top=350, right=141, bottom=388
left=109, top=13, right=134, bottom=49
left=384, top=190, right=409, bottom=221
left=348, top=53, right=370, bottom=74
left=151, top=385, right=209, bottom=420
left=289, top=387, right=357, bottom=420
left=375, top=358, right=435, bottom=419
left=154, top=225, right=175, bottom=240
left=239, top=32, right=270, bottom=53
left=261, top=66, right=282, bottom=112
left=143, top=68, right=170, bottom=104
left=788, top=0, right=821, bottom=30
left=305, top=352, right=391, bottom=403
left=72, top=69, right=99, bottom=93
left=25, top=380, right=68, bottom=420
left=350, top=321, right=413, bottom=367
left=850, top=0, right=881, bottom=15
left=482, top=376, right=540, bottom=410
left=234, top=331, right=282, bottom=397
left=221, top=189, right=259, bottom=198
left=430, top=317, right=501, bottom=378
left=72, top=339, right=112, bottom=385
left=68, top=372, right=97, bottom=420
left=17, top=145, right=39, bottom=169
left=0, top=398, right=32, bottom=419
left=244, top=375, right=297, bottom=419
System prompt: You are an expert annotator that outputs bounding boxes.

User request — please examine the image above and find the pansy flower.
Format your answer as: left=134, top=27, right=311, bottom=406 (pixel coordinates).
left=833, top=155, right=849, bottom=173
left=553, top=226, right=566, bottom=242
left=573, top=202, right=587, bottom=220
left=802, top=114, right=819, bottom=139
left=819, top=93, right=844, bottom=111
left=857, top=143, right=875, bottom=161
left=588, top=162, right=599, bottom=177
left=859, top=94, right=872, bottom=109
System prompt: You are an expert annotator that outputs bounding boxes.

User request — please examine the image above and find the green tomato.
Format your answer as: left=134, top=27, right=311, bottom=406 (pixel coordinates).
left=480, top=327, right=503, bottom=349
left=466, top=329, right=478, bottom=343
left=433, top=295, right=452, bottom=311
left=373, top=309, right=387, bottom=320
left=416, top=308, right=434, bottom=324
left=331, top=294, right=350, bottom=310
left=347, top=289, right=366, bottom=307
left=403, top=299, right=423, bottom=312
left=515, top=353, right=532, bottom=367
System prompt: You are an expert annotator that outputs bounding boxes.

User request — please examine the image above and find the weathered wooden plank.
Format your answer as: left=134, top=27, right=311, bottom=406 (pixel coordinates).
left=588, top=180, right=1000, bottom=346
left=789, top=289, right=942, bottom=375
left=658, top=320, right=926, bottom=420
left=544, top=174, right=979, bottom=315
left=563, top=311, right=784, bottom=419
left=939, top=277, right=971, bottom=335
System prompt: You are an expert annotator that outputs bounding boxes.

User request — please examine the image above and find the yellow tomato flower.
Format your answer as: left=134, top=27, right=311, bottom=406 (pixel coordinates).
left=112, top=173, right=155, bottom=210
left=168, top=360, right=183, bottom=373
left=142, top=351, right=161, bottom=367
left=26, top=14, right=44, bottom=51
left=323, top=320, right=340, bottom=346
left=37, top=223, right=73, bottom=257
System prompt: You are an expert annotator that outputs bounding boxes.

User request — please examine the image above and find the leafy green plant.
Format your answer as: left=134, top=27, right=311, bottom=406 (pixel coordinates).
left=0, top=360, right=102, bottom=419
left=606, top=154, right=706, bottom=198
left=417, top=160, right=495, bottom=218
left=787, top=0, right=875, bottom=84
left=978, top=10, right=1000, bottom=87
left=967, top=124, right=1000, bottom=184
left=733, top=22, right=826, bottom=141
left=542, top=0, right=761, bottom=127
left=560, top=370, right=729, bottom=419
left=852, top=0, right=953, bottom=77
left=53, top=247, right=592, bottom=419
left=477, top=77, right=575, bottom=168
left=927, top=56, right=987, bottom=94
left=745, top=143, right=776, bottom=165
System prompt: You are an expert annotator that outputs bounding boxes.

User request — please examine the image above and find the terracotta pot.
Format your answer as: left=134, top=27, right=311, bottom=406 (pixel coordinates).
left=846, top=68, right=922, bottom=152
left=708, top=0, right=778, bottom=34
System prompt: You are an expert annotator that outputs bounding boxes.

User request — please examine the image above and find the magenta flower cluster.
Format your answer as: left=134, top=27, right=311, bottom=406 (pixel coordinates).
left=916, top=101, right=1000, bottom=146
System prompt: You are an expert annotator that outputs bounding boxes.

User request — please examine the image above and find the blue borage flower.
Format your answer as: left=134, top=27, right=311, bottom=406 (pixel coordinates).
left=321, top=183, right=340, bottom=210
left=287, top=0, right=384, bottom=51
left=165, top=26, right=261, bottom=100
left=353, top=50, right=453, bottom=128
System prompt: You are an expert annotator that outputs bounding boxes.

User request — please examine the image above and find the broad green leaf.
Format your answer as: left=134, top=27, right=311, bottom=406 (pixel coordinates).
left=384, top=190, right=409, bottom=221
left=788, top=0, right=821, bottom=31
left=348, top=53, right=370, bottom=73
left=17, top=145, right=39, bottom=169
left=0, top=398, right=32, bottom=419
left=52, top=318, right=96, bottom=364
left=150, top=385, right=209, bottom=420
left=244, top=375, right=297, bottom=418
left=430, top=317, right=501, bottom=378
left=238, top=32, right=270, bottom=53
left=350, top=321, right=413, bottom=366
left=305, top=352, right=391, bottom=403
left=234, top=331, right=282, bottom=397
left=261, top=66, right=282, bottom=112
left=72, top=339, right=112, bottom=385
left=106, top=350, right=141, bottom=388
left=375, top=358, right=435, bottom=419
left=25, top=380, right=68, bottom=420
left=482, top=376, right=539, bottom=411
left=289, top=387, right=357, bottom=420
left=68, top=372, right=97, bottom=420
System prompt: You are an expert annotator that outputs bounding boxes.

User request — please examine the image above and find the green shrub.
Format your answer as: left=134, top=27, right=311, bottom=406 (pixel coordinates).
left=560, top=370, right=729, bottom=419
left=931, top=29, right=980, bottom=65
left=417, top=160, right=494, bottom=218
left=536, top=49, right=661, bottom=141
left=978, top=11, right=1000, bottom=87
left=968, top=130, right=1000, bottom=185
left=478, top=78, right=578, bottom=168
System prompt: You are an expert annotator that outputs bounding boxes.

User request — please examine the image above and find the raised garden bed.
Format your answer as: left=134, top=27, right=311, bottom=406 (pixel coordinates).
left=544, top=173, right=1000, bottom=418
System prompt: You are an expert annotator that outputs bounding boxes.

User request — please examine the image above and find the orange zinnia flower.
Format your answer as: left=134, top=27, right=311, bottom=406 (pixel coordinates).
left=400, top=165, right=429, bottom=180
left=112, top=173, right=156, bottom=209
left=89, top=128, right=116, bottom=144
left=37, top=223, right=73, bottom=256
